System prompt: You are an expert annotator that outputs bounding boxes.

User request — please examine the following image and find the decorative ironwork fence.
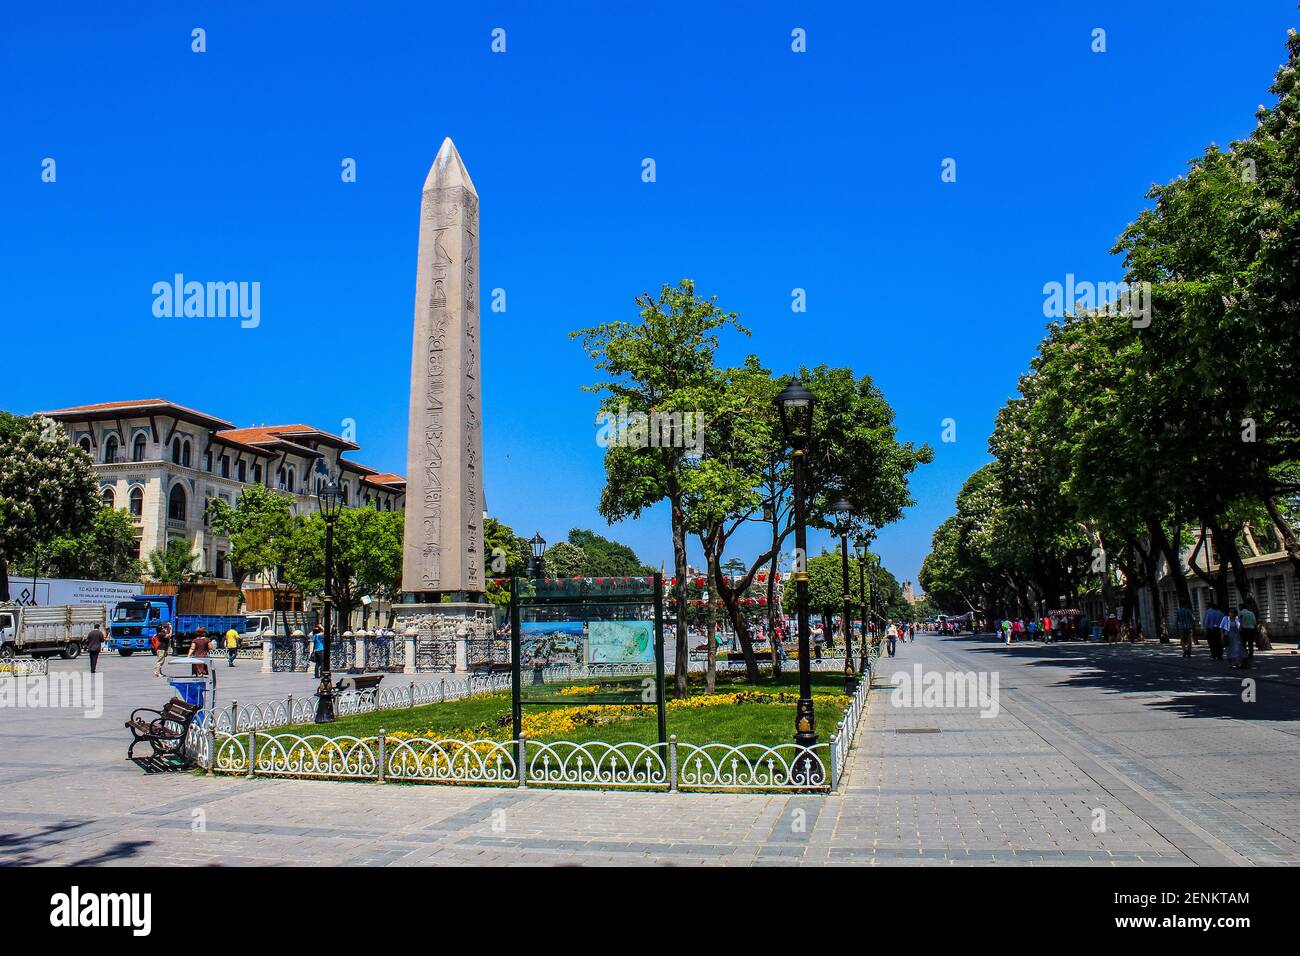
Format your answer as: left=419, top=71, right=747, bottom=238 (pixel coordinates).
left=205, top=731, right=833, bottom=791
left=0, top=656, right=49, bottom=676
left=272, top=636, right=311, bottom=672
left=182, top=640, right=875, bottom=794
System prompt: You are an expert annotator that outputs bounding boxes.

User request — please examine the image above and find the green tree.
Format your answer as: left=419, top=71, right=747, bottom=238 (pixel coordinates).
left=572, top=278, right=746, bottom=697
left=0, top=413, right=98, bottom=601
left=293, top=507, right=404, bottom=630
left=543, top=541, right=588, bottom=578
left=148, top=538, right=201, bottom=584
left=566, top=528, right=652, bottom=576
left=689, top=361, right=931, bottom=680
left=22, top=506, right=143, bottom=583
left=206, top=484, right=294, bottom=592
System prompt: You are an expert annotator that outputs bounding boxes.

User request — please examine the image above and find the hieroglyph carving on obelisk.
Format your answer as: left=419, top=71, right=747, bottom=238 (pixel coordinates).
left=402, top=137, right=484, bottom=596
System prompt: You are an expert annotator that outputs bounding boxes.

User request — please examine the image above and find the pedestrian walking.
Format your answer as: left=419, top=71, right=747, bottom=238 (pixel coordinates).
left=1175, top=603, right=1195, bottom=657
left=190, top=627, right=211, bottom=677
left=1202, top=602, right=1225, bottom=661
left=224, top=626, right=239, bottom=667
left=1239, top=603, right=1258, bottom=667
left=86, top=623, right=104, bottom=674
left=310, top=625, right=326, bottom=677
left=1223, top=608, right=1245, bottom=668
left=885, top=621, right=898, bottom=657
left=152, top=623, right=171, bottom=677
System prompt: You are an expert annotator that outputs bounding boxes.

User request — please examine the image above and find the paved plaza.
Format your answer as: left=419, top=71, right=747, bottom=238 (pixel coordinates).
left=2, top=633, right=1298, bottom=866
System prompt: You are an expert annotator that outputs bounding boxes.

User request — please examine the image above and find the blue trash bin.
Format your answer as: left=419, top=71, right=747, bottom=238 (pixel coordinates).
left=167, top=677, right=207, bottom=710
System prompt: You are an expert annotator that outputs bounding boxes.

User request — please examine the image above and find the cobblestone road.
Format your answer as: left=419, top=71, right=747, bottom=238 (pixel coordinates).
left=2, top=633, right=1297, bottom=866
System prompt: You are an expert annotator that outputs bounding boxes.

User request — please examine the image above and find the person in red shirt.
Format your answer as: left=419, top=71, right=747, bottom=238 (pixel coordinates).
left=190, top=627, right=211, bottom=676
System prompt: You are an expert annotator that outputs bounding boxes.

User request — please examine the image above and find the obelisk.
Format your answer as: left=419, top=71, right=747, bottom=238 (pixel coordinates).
left=395, top=137, right=491, bottom=672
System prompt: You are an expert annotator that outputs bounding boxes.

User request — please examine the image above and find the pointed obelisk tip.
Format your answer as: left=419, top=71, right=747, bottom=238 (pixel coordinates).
left=423, top=136, right=477, bottom=194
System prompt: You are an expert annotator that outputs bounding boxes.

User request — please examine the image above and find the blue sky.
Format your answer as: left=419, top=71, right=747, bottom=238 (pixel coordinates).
left=3, top=2, right=1295, bottom=586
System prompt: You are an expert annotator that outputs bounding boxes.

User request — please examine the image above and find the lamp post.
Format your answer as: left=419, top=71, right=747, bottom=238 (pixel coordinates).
left=774, top=376, right=817, bottom=760
left=315, top=473, right=344, bottom=723
left=830, top=497, right=857, bottom=695
left=854, top=534, right=870, bottom=674
left=528, top=532, right=546, bottom=579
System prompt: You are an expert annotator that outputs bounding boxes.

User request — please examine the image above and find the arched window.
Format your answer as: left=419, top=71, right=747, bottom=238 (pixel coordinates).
left=287, top=467, right=296, bottom=492
left=183, top=441, right=192, bottom=468
left=78, top=436, right=93, bottom=456
left=129, top=487, right=144, bottom=517
left=133, top=434, right=147, bottom=462
left=276, top=467, right=287, bottom=489
left=252, top=463, right=262, bottom=484
left=172, top=438, right=182, bottom=463
left=101, top=487, right=115, bottom=508
left=103, top=435, right=119, bottom=463
left=168, top=484, right=187, bottom=522
left=341, top=483, right=349, bottom=504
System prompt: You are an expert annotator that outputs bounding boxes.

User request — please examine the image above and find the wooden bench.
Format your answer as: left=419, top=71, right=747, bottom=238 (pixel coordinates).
left=125, top=697, right=201, bottom=772
left=337, top=673, right=384, bottom=693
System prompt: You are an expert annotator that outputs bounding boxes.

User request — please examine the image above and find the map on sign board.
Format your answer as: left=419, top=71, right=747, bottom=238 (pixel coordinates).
left=587, top=620, right=655, bottom=664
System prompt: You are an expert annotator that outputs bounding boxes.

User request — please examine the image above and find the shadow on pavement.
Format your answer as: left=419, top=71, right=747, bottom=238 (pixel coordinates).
left=941, top=635, right=1300, bottom=724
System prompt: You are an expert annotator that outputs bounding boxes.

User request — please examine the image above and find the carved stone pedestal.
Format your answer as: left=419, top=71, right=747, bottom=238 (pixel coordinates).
left=393, top=602, right=494, bottom=674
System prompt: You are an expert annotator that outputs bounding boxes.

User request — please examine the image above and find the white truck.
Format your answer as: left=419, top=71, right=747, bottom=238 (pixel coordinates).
left=0, top=603, right=108, bottom=659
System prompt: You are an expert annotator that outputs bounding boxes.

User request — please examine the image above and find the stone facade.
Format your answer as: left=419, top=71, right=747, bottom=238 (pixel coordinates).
left=36, top=399, right=405, bottom=580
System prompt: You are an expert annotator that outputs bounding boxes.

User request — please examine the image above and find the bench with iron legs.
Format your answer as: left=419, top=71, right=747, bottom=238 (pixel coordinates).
left=125, top=697, right=202, bottom=772
left=336, top=673, right=384, bottom=693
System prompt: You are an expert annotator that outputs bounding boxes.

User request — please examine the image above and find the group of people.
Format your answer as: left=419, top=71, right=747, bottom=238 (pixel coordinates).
left=79, top=622, right=240, bottom=676
left=997, top=616, right=1071, bottom=644
left=1185, top=603, right=1260, bottom=668
left=868, top=620, right=914, bottom=657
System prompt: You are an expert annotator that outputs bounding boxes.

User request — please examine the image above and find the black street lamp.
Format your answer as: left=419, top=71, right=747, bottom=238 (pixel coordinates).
left=528, top=532, right=546, bottom=579
left=854, top=533, right=871, bottom=675
left=774, top=376, right=817, bottom=763
left=830, top=497, right=857, bottom=695
left=315, top=471, right=344, bottom=723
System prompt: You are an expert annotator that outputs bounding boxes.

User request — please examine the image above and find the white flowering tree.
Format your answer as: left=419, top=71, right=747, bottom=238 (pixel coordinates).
left=0, top=412, right=98, bottom=601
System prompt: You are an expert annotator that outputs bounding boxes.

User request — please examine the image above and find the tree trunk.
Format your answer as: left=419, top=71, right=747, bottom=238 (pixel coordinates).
left=1211, top=522, right=1253, bottom=606
left=1263, top=496, right=1300, bottom=578
left=1207, top=521, right=1243, bottom=608
left=1094, top=528, right=1117, bottom=612
left=669, top=489, right=690, bottom=699
left=1148, top=517, right=1193, bottom=612
left=712, top=550, right=760, bottom=683
left=705, top=567, right=716, bottom=694
left=766, top=550, right=780, bottom=677
left=1116, top=542, right=1141, bottom=630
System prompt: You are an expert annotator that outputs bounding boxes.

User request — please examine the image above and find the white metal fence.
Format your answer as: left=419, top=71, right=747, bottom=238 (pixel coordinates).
left=0, top=656, right=49, bottom=676
left=181, top=656, right=875, bottom=793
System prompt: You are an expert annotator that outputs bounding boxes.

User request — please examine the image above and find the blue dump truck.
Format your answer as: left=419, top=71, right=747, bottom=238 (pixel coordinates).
left=108, top=593, right=244, bottom=656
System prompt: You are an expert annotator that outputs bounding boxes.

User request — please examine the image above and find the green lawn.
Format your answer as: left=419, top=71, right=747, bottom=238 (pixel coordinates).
left=270, top=670, right=856, bottom=748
